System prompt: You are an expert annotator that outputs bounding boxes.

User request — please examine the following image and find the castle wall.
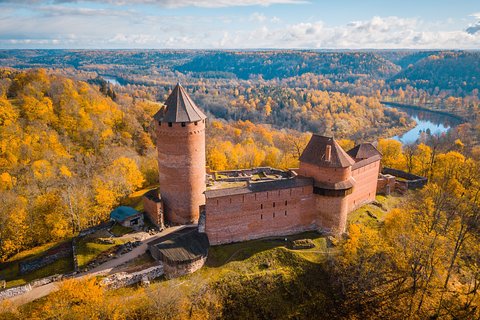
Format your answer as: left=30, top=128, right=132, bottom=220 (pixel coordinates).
left=155, top=120, right=206, bottom=225
left=315, top=195, right=349, bottom=234
left=349, top=160, right=381, bottom=211
left=205, top=185, right=316, bottom=245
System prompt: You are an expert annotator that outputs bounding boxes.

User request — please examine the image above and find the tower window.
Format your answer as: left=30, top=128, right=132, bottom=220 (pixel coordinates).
left=285, top=210, right=287, bottom=216
left=261, top=214, right=263, bottom=220
left=181, top=122, right=186, bottom=127
left=273, top=202, right=275, bottom=208
left=285, top=200, right=288, bottom=206
left=261, top=204, right=263, bottom=209
left=168, top=122, right=173, bottom=127
left=273, top=212, right=275, bottom=218
left=194, top=121, right=198, bottom=126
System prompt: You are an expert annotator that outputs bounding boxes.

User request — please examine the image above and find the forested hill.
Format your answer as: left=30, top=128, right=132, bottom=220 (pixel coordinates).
left=174, top=51, right=400, bottom=80
left=389, top=51, right=480, bottom=92
left=1, top=50, right=479, bottom=96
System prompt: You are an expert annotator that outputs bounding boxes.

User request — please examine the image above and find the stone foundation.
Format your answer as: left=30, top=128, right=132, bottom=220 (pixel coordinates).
left=100, top=264, right=164, bottom=290
left=163, top=256, right=206, bottom=279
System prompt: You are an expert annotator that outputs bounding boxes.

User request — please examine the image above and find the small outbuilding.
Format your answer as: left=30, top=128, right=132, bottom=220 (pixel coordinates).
left=148, top=227, right=209, bottom=279
left=110, top=206, right=144, bottom=229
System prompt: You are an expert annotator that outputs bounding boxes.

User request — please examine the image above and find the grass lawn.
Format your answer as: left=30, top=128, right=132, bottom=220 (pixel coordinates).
left=110, top=224, right=133, bottom=237
left=76, top=230, right=129, bottom=269
left=348, top=193, right=404, bottom=228
left=0, top=240, right=74, bottom=289
left=106, top=231, right=333, bottom=314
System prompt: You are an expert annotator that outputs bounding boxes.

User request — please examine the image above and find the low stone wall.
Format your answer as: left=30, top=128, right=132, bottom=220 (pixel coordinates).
left=100, top=264, right=164, bottom=290
left=19, top=241, right=73, bottom=275
left=163, top=256, right=206, bottom=279
left=78, top=221, right=114, bottom=237
left=382, top=167, right=428, bottom=189
left=0, top=274, right=63, bottom=301
left=0, top=284, right=32, bottom=301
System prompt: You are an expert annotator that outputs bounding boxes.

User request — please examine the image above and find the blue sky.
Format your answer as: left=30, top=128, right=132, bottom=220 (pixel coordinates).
left=0, top=0, right=479, bottom=49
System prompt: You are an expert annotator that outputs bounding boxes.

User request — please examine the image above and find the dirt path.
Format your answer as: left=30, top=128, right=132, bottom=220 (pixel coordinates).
left=7, top=225, right=186, bottom=307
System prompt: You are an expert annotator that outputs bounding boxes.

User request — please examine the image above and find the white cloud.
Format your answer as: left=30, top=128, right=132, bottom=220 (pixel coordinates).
left=250, top=12, right=267, bottom=23
left=0, top=0, right=308, bottom=7
left=0, top=11, right=479, bottom=49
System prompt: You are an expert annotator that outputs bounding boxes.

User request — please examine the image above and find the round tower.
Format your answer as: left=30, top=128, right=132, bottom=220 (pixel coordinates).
left=153, top=83, right=207, bottom=225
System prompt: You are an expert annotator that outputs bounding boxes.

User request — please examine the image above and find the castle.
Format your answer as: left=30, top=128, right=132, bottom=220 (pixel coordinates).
left=143, top=83, right=382, bottom=247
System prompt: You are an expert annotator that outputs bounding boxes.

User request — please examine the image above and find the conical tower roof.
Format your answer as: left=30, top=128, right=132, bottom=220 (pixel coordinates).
left=154, top=83, right=207, bottom=123
left=299, top=135, right=355, bottom=168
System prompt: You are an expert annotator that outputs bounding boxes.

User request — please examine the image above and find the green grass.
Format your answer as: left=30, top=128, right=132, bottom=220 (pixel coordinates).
left=110, top=224, right=133, bottom=237
left=348, top=194, right=403, bottom=228
left=76, top=231, right=128, bottom=268
left=0, top=240, right=74, bottom=289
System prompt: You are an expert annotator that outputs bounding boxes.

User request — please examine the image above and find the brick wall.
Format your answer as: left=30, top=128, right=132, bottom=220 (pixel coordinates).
left=205, top=185, right=316, bottom=245
left=298, top=162, right=351, bottom=183
left=349, top=160, right=381, bottom=212
left=155, top=120, right=206, bottom=225
left=143, top=191, right=164, bottom=228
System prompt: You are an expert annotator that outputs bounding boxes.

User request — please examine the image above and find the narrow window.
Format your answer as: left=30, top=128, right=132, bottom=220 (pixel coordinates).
left=168, top=122, right=173, bottom=127
left=273, top=212, right=275, bottom=218
left=285, top=210, right=287, bottom=216
left=261, top=214, right=263, bottom=220
left=273, top=202, right=275, bottom=208
left=230, top=198, right=232, bottom=204
left=158, top=121, right=162, bottom=126
left=255, top=193, right=257, bottom=200
left=181, top=122, right=186, bottom=127
left=194, top=121, right=198, bottom=126
left=242, top=195, right=245, bottom=202
left=285, top=200, right=288, bottom=206
left=216, top=200, right=219, bottom=205
left=261, top=204, right=263, bottom=209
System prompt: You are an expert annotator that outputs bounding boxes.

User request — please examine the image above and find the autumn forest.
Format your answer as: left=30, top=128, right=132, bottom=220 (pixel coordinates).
left=1, top=49, right=480, bottom=319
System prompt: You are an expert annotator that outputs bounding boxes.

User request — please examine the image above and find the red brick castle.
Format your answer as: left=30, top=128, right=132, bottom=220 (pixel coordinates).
left=144, top=84, right=382, bottom=245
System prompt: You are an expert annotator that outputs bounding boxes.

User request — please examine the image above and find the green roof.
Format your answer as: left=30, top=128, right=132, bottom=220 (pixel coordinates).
left=110, top=206, right=139, bottom=222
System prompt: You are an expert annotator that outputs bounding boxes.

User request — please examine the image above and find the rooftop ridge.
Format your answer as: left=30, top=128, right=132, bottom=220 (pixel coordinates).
left=154, top=83, right=207, bottom=123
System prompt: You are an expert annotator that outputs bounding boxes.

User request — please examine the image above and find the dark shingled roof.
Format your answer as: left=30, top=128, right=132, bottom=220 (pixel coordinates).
left=205, top=177, right=313, bottom=199
left=314, top=177, right=355, bottom=190
left=153, top=83, right=207, bottom=123
left=347, top=143, right=382, bottom=160
left=148, top=227, right=209, bottom=264
left=299, top=135, right=355, bottom=168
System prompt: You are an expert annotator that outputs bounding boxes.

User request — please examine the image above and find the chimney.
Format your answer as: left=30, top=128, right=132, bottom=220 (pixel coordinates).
left=325, top=145, right=331, bottom=162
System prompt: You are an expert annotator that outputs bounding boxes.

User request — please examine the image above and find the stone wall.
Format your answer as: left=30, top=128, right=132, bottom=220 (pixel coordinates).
left=78, top=221, right=114, bottom=237
left=163, top=256, right=206, bottom=279
left=0, top=284, right=32, bottom=301
left=382, top=167, right=428, bottom=189
left=19, top=241, right=73, bottom=275
left=205, top=184, right=316, bottom=245
left=0, top=274, right=63, bottom=301
left=100, top=264, right=164, bottom=290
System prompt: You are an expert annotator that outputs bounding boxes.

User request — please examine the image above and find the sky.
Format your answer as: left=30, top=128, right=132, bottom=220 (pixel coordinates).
left=0, top=0, right=479, bottom=49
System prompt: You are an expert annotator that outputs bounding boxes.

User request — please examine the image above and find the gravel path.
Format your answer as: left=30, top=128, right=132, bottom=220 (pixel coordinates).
left=7, top=225, right=186, bottom=307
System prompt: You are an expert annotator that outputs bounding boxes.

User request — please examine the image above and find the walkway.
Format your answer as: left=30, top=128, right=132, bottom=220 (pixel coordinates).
left=7, top=225, right=187, bottom=307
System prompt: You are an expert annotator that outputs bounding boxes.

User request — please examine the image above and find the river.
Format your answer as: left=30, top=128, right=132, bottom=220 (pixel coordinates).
left=385, top=103, right=464, bottom=144
left=101, top=75, right=122, bottom=86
